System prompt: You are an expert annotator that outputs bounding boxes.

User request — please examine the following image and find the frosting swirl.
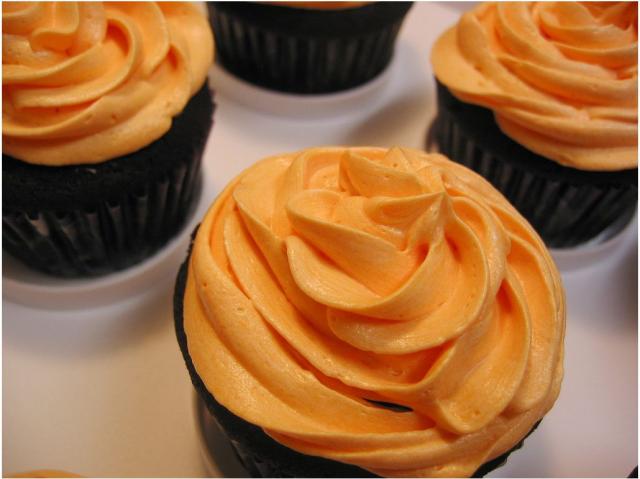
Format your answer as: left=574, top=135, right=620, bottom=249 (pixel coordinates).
left=2, top=2, right=213, bottom=165
left=431, top=2, right=637, bottom=171
left=184, top=147, right=565, bottom=477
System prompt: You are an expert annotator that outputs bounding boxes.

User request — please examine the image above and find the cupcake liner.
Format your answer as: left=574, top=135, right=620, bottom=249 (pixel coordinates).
left=429, top=81, right=637, bottom=248
left=3, top=84, right=213, bottom=277
left=3, top=163, right=202, bottom=277
left=207, top=2, right=413, bottom=94
left=174, top=246, right=542, bottom=478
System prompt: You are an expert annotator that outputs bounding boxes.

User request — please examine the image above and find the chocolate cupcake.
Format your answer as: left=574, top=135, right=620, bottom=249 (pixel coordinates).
left=175, top=146, right=566, bottom=477
left=430, top=2, right=637, bottom=248
left=207, top=2, right=413, bottom=94
left=2, top=2, right=215, bottom=276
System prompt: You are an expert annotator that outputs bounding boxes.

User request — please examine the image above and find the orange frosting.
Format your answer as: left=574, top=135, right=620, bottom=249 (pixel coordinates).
left=7, top=471, right=82, bottom=478
left=432, top=2, right=638, bottom=171
left=2, top=2, right=213, bottom=166
left=184, top=147, right=565, bottom=477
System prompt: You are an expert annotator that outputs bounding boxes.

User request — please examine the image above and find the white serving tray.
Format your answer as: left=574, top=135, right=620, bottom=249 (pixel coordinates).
left=3, top=3, right=637, bottom=477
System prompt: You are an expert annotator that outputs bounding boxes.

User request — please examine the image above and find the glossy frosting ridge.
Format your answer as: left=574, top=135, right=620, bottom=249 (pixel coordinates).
left=2, top=2, right=213, bottom=165
left=184, top=147, right=565, bottom=477
left=431, top=2, right=637, bottom=171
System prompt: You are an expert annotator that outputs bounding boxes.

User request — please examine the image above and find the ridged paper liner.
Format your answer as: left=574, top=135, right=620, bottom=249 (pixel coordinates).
left=207, top=2, right=412, bottom=94
left=174, top=250, right=540, bottom=478
left=3, top=159, right=202, bottom=277
left=430, top=82, right=637, bottom=248
left=3, top=84, right=213, bottom=277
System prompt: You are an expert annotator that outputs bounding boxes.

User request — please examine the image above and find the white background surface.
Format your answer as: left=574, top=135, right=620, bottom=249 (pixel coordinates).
left=3, top=2, right=637, bottom=477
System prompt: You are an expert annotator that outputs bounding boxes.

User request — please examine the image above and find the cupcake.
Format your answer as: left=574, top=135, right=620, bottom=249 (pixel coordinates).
left=175, top=146, right=566, bottom=477
left=2, top=2, right=215, bottom=276
left=207, top=2, right=413, bottom=94
left=430, top=2, right=637, bottom=248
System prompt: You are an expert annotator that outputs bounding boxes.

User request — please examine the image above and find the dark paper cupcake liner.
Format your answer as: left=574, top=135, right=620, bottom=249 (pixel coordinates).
left=174, top=246, right=541, bottom=478
left=207, top=2, right=413, bottom=94
left=3, top=84, right=214, bottom=277
left=429, top=81, right=637, bottom=249
left=3, top=168, right=202, bottom=277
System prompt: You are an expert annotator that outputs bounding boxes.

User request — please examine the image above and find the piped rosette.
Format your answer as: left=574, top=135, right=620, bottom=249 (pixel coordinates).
left=431, top=2, right=637, bottom=171
left=2, top=2, right=213, bottom=165
left=183, top=147, right=565, bottom=477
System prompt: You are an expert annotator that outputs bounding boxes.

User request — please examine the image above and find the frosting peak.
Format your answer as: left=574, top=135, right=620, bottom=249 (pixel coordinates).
left=184, top=147, right=565, bottom=477
left=431, top=2, right=638, bottom=171
left=2, top=2, right=213, bottom=165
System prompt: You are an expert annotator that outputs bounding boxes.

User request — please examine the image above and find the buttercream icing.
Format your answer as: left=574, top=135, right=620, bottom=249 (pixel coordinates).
left=184, top=147, right=565, bottom=477
left=431, top=2, right=637, bottom=171
left=7, top=471, right=82, bottom=478
left=2, top=2, right=213, bottom=166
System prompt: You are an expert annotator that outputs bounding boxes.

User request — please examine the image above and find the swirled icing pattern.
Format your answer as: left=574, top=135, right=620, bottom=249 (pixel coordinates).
left=2, top=2, right=213, bottom=165
left=432, top=2, right=637, bottom=171
left=184, top=147, right=565, bottom=477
